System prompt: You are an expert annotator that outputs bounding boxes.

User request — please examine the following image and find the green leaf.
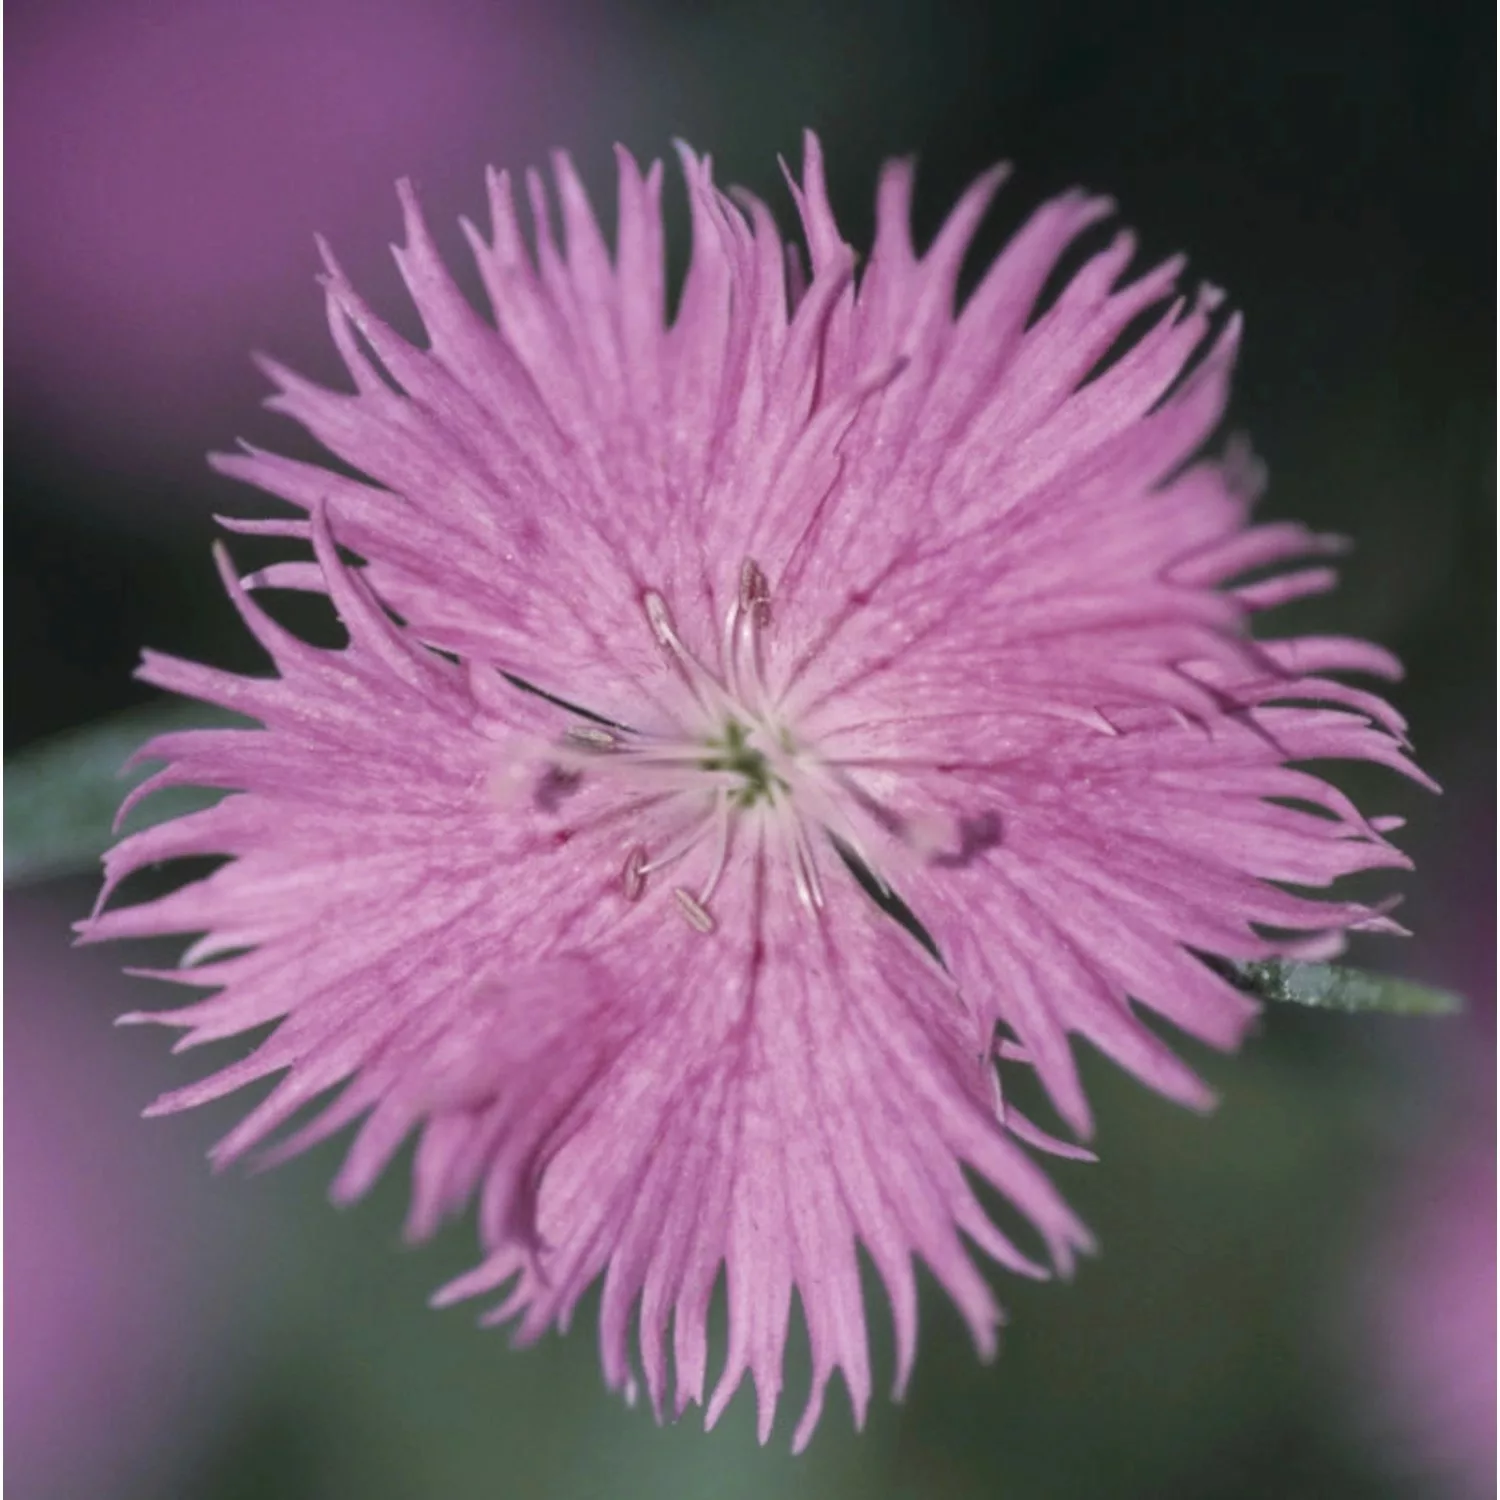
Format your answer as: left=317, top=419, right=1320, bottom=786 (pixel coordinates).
left=4, top=700, right=250, bottom=886
left=1228, top=958, right=1463, bottom=1017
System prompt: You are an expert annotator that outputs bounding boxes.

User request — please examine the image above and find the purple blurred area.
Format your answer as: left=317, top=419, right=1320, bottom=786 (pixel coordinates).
left=6, top=0, right=603, bottom=507
left=1368, top=1102, right=1496, bottom=1500
left=1355, top=761, right=1497, bottom=1500
left=4, top=891, right=260, bottom=1499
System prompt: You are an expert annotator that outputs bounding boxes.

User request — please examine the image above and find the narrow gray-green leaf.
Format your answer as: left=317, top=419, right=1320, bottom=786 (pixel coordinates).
left=1229, top=958, right=1463, bottom=1017
left=5, top=701, right=250, bottom=886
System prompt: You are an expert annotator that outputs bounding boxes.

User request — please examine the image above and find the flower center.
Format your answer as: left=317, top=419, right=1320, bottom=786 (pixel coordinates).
left=496, top=561, right=962, bottom=956
left=510, top=561, right=862, bottom=935
left=699, top=718, right=789, bottom=809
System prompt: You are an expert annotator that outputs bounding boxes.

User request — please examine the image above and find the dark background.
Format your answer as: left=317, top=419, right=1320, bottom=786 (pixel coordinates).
left=6, top=1, right=1494, bottom=1496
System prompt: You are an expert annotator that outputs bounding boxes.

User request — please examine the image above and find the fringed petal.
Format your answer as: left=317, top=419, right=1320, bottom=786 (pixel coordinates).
left=93, top=136, right=1427, bottom=1454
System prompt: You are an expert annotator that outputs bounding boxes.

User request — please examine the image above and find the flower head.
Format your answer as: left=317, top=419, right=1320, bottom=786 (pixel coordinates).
left=83, top=135, right=1430, bottom=1446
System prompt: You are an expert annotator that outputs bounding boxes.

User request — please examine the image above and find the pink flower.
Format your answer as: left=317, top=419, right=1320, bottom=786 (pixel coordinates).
left=82, top=136, right=1429, bottom=1446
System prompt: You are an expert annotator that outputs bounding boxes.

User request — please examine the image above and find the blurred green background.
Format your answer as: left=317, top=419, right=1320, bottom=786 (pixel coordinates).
left=6, top=0, right=1493, bottom=1496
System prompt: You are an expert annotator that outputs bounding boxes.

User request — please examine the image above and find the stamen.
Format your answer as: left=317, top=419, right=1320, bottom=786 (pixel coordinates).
left=673, top=887, right=717, bottom=934
left=643, top=589, right=730, bottom=711
left=725, top=557, right=772, bottom=708
left=639, top=812, right=716, bottom=876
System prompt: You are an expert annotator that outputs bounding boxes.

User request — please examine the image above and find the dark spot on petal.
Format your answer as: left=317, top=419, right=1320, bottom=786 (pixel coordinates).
left=930, top=810, right=1003, bottom=869
left=534, top=765, right=582, bottom=813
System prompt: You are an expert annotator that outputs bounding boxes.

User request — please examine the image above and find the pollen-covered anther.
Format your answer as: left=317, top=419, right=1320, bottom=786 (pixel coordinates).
left=739, top=557, right=772, bottom=627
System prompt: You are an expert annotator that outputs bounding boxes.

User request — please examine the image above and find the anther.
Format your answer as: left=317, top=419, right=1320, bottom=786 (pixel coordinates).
left=739, top=558, right=771, bottom=627
left=673, top=887, right=717, bottom=934
left=565, top=725, right=621, bottom=752
left=621, top=845, right=647, bottom=901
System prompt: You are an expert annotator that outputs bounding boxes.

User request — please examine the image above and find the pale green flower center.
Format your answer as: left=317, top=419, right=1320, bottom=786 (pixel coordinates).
left=699, top=718, right=791, bottom=809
